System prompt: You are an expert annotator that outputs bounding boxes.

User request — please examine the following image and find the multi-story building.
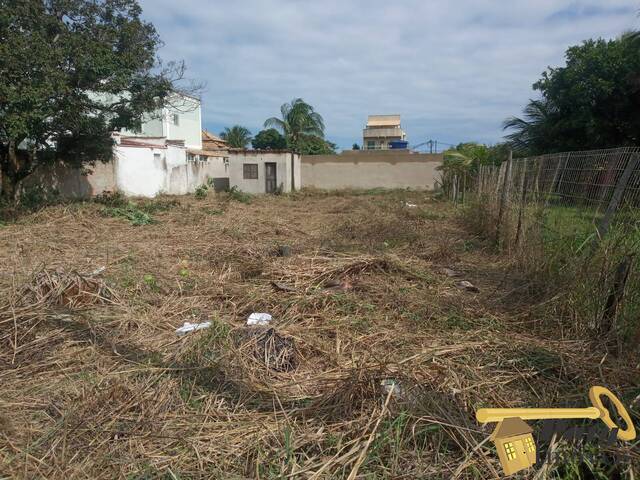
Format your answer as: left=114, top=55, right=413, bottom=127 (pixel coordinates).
left=362, top=115, right=407, bottom=150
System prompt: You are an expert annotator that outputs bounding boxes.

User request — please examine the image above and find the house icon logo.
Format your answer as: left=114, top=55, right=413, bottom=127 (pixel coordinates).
left=476, top=386, right=636, bottom=476
left=491, top=417, right=537, bottom=475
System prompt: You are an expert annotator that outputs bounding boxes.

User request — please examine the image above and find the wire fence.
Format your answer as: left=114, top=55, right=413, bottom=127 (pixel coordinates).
left=459, top=147, right=640, bottom=345
left=472, top=147, right=640, bottom=247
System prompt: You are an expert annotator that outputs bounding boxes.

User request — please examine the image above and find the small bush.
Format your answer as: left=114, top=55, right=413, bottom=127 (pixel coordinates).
left=137, top=198, right=179, bottom=213
left=94, top=191, right=127, bottom=208
left=101, top=203, right=154, bottom=226
left=194, top=184, right=208, bottom=199
left=226, top=186, right=252, bottom=204
left=98, top=195, right=179, bottom=226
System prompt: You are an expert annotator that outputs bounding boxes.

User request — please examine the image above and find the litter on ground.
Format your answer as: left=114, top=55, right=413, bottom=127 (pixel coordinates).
left=455, top=280, right=480, bottom=292
left=246, top=312, right=272, bottom=326
left=175, top=321, right=212, bottom=335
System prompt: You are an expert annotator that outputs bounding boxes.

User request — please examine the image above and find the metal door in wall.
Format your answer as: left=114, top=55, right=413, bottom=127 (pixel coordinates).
left=265, top=162, right=277, bottom=193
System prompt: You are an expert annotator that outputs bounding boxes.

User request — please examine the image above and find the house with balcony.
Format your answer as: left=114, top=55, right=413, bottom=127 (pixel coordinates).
left=362, top=115, right=407, bottom=150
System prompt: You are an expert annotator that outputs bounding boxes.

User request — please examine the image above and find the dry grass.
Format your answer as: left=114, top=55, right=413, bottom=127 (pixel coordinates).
left=0, top=190, right=638, bottom=479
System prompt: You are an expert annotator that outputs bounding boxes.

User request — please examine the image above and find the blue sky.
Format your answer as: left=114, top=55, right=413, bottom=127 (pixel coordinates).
left=139, top=0, right=637, bottom=151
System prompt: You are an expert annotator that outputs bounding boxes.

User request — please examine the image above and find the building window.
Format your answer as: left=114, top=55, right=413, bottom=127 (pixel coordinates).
left=171, top=113, right=180, bottom=126
left=503, top=442, right=517, bottom=461
left=187, top=153, right=195, bottom=161
left=243, top=163, right=258, bottom=179
left=366, top=140, right=375, bottom=150
left=524, top=437, right=535, bottom=453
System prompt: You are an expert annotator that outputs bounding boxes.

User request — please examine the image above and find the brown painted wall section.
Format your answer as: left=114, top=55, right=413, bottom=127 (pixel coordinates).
left=23, top=161, right=117, bottom=198
left=301, top=151, right=443, bottom=190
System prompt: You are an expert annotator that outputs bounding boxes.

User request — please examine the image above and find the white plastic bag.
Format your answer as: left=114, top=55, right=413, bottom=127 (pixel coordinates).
left=247, top=313, right=272, bottom=326
left=176, top=321, right=212, bottom=336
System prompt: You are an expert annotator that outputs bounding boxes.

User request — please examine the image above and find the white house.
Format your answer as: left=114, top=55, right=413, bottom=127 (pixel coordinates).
left=26, top=92, right=299, bottom=198
left=115, top=93, right=300, bottom=196
left=121, top=93, right=203, bottom=150
left=228, top=150, right=301, bottom=194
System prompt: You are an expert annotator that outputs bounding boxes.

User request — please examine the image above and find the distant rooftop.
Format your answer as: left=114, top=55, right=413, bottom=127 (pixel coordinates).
left=366, top=115, right=401, bottom=127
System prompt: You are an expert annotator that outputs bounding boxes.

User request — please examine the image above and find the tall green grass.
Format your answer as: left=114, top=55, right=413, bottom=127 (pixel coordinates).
left=464, top=196, right=640, bottom=344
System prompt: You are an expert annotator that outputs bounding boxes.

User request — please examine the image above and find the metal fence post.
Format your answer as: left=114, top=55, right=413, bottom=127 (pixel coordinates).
left=596, top=152, right=640, bottom=240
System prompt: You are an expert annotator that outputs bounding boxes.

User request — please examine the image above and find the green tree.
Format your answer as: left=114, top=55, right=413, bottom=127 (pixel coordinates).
left=504, top=35, right=640, bottom=155
left=294, top=135, right=337, bottom=155
left=437, top=142, right=510, bottom=199
left=503, top=100, right=560, bottom=154
left=251, top=128, right=286, bottom=150
left=220, top=125, right=252, bottom=148
left=264, top=98, right=325, bottom=152
left=352, top=143, right=360, bottom=150
left=0, top=0, right=183, bottom=202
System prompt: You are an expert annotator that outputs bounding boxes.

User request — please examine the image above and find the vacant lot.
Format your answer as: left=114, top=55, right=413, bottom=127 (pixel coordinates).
left=0, top=190, right=638, bottom=479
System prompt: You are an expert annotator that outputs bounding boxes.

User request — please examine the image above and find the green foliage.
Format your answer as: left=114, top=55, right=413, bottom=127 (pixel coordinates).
left=292, top=135, right=337, bottom=155
left=0, top=0, right=178, bottom=202
left=264, top=98, right=326, bottom=152
left=98, top=196, right=177, bottom=225
left=143, top=274, right=157, bottom=290
left=220, top=125, right=252, bottom=148
left=102, top=204, right=154, bottom=226
left=251, top=128, right=287, bottom=150
left=504, top=35, right=640, bottom=154
left=194, top=184, right=209, bottom=199
left=352, top=143, right=360, bottom=150
left=437, top=142, right=509, bottom=199
left=226, top=186, right=252, bottom=203
left=19, top=185, right=61, bottom=211
left=94, top=191, right=128, bottom=208
left=136, top=198, right=180, bottom=214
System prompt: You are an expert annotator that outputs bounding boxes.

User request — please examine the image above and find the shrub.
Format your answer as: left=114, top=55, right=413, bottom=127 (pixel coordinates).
left=94, top=191, right=127, bottom=208
left=101, top=203, right=154, bottom=226
left=226, top=186, right=252, bottom=204
left=194, top=184, right=208, bottom=199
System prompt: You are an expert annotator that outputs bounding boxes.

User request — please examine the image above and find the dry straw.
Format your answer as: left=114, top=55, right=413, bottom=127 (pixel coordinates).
left=0, top=190, right=637, bottom=478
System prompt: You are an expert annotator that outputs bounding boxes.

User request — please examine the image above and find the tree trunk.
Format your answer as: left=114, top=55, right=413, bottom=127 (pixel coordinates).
left=0, top=140, right=30, bottom=204
left=0, top=171, right=18, bottom=203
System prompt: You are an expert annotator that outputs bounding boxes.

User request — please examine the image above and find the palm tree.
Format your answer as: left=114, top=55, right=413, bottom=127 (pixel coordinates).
left=264, top=98, right=325, bottom=151
left=220, top=125, right=252, bottom=148
left=503, top=99, right=558, bottom=155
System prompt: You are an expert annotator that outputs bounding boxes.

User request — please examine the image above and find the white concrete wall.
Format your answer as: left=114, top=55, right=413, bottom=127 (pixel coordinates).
left=137, top=114, right=164, bottom=137
left=115, top=146, right=168, bottom=197
left=111, top=144, right=228, bottom=197
left=165, top=96, right=202, bottom=149
left=120, top=94, right=202, bottom=149
left=228, top=151, right=300, bottom=194
left=28, top=149, right=297, bottom=199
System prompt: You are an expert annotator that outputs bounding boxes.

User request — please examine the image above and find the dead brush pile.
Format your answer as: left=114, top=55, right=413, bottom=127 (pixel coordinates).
left=18, top=267, right=119, bottom=308
left=0, top=191, right=638, bottom=479
left=0, top=267, right=120, bottom=369
left=237, top=327, right=298, bottom=373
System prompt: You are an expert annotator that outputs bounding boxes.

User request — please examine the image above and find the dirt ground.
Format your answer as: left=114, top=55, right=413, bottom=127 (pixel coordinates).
left=0, top=190, right=638, bottom=479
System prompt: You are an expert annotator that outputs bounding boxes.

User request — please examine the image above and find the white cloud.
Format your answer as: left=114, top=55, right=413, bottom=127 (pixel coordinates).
left=139, top=0, right=638, bottom=149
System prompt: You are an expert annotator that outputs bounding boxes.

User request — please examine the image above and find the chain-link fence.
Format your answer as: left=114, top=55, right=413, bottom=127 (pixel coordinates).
left=463, top=147, right=640, bottom=345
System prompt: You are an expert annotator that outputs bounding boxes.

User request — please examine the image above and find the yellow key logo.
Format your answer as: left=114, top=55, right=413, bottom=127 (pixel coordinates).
left=475, top=386, right=636, bottom=476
